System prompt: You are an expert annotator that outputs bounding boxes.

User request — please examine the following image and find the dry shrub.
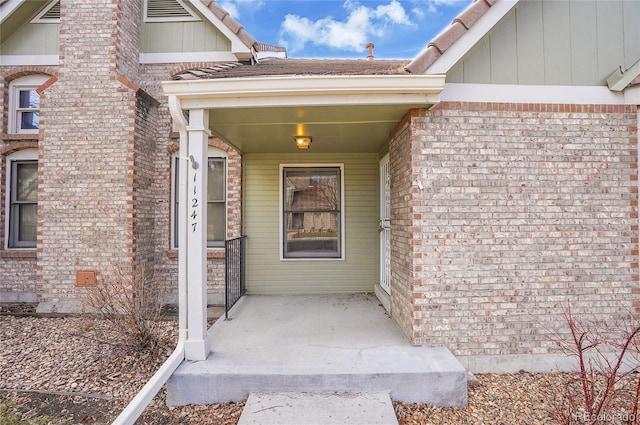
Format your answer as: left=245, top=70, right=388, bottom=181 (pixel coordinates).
left=546, top=306, right=640, bottom=424
left=81, top=264, right=167, bottom=354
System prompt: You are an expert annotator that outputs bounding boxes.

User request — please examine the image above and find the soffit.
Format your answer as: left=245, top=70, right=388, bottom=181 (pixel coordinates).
left=165, top=60, right=444, bottom=154
left=0, top=1, right=46, bottom=41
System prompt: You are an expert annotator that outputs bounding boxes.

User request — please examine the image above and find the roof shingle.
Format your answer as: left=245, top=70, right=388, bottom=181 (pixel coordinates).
left=172, top=59, right=410, bottom=80
left=405, top=0, right=495, bottom=74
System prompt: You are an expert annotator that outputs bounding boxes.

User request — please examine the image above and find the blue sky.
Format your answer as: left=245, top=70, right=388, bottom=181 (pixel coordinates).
left=217, top=0, right=473, bottom=59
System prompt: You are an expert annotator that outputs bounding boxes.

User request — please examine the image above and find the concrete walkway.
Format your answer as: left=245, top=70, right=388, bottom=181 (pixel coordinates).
left=167, top=294, right=467, bottom=406
left=237, top=391, right=398, bottom=425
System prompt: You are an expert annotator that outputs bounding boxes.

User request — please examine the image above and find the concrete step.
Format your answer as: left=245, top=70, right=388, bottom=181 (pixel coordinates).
left=237, top=391, right=398, bottom=425
left=166, top=295, right=468, bottom=407
left=167, top=345, right=467, bottom=406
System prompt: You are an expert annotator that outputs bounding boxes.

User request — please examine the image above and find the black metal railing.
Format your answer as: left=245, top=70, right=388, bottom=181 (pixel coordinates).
left=225, top=236, right=246, bottom=319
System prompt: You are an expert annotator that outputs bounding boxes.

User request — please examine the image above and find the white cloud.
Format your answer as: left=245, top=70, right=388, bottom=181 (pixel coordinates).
left=279, top=0, right=412, bottom=54
left=219, top=0, right=266, bottom=19
left=219, top=1, right=240, bottom=18
left=414, top=0, right=468, bottom=15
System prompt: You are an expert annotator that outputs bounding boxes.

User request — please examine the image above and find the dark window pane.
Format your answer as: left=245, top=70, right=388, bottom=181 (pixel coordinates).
left=207, top=202, right=225, bottom=243
left=18, top=204, right=37, bottom=242
left=20, top=112, right=39, bottom=130
left=284, top=170, right=339, bottom=212
left=207, top=159, right=225, bottom=201
left=16, top=163, right=37, bottom=201
left=19, top=89, right=39, bottom=109
left=284, top=212, right=339, bottom=256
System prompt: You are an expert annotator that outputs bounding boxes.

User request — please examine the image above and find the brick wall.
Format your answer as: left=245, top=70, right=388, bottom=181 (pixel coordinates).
left=132, top=92, right=159, bottom=279
left=0, top=70, right=57, bottom=303
left=393, top=102, right=639, bottom=356
left=0, top=3, right=243, bottom=308
left=36, top=0, right=136, bottom=310
left=388, top=111, right=417, bottom=342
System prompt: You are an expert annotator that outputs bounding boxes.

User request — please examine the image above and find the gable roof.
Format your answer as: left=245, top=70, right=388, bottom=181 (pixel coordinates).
left=408, top=0, right=639, bottom=92
left=195, top=0, right=285, bottom=60
left=406, top=0, right=517, bottom=74
left=0, top=0, right=285, bottom=61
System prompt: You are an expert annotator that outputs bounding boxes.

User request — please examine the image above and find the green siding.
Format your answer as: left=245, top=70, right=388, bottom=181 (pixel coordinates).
left=140, top=20, right=230, bottom=53
left=0, top=8, right=60, bottom=55
left=447, top=0, right=640, bottom=86
left=244, top=153, right=379, bottom=294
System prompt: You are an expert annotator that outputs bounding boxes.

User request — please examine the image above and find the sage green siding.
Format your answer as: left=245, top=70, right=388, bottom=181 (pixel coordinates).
left=448, top=0, right=640, bottom=86
left=244, top=153, right=379, bottom=294
left=140, top=20, right=230, bottom=53
left=1, top=2, right=59, bottom=56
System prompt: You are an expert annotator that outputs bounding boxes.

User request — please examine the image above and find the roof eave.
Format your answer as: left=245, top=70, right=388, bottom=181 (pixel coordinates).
left=0, top=0, right=25, bottom=24
left=162, top=74, right=446, bottom=109
left=406, top=0, right=519, bottom=75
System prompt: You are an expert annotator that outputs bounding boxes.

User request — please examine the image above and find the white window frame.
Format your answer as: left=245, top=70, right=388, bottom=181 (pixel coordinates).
left=143, top=0, right=200, bottom=22
left=8, top=75, right=49, bottom=135
left=4, top=149, right=38, bottom=250
left=279, top=164, right=345, bottom=261
left=171, top=147, right=227, bottom=249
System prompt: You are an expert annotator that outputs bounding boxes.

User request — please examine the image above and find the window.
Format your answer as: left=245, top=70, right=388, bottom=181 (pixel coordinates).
left=8, top=75, right=49, bottom=134
left=172, top=149, right=226, bottom=248
left=5, top=150, right=38, bottom=249
left=281, top=166, right=343, bottom=259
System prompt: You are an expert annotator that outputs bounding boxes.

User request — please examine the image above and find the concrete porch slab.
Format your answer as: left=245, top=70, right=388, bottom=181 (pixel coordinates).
left=237, top=391, right=398, bottom=425
left=167, top=294, right=467, bottom=406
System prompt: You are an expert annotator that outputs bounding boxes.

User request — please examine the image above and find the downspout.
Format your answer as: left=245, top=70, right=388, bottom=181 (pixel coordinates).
left=112, top=95, right=190, bottom=425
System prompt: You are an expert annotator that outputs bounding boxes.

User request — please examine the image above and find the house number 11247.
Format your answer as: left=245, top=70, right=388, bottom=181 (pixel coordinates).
left=191, top=172, right=199, bottom=233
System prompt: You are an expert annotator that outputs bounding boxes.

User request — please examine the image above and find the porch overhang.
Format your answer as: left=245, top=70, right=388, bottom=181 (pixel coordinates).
left=161, top=72, right=445, bottom=361
left=162, top=74, right=446, bottom=153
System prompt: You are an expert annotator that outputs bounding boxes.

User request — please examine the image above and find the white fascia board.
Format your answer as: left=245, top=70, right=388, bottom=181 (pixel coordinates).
left=163, top=74, right=446, bottom=109
left=180, top=93, right=441, bottom=110
left=0, top=0, right=24, bottom=23
left=441, top=83, right=627, bottom=105
left=139, top=51, right=237, bottom=64
left=425, top=0, right=519, bottom=75
left=0, top=55, right=59, bottom=66
left=185, top=0, right=252, bottom=57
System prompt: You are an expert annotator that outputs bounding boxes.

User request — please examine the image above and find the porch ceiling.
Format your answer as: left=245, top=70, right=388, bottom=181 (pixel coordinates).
left=163, top=74, right=446, bottom=154
left=208, top=104, right=423, bottom=154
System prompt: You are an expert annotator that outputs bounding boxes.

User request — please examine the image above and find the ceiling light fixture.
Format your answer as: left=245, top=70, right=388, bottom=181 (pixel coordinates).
left=294, top=136, right=312, bottom=150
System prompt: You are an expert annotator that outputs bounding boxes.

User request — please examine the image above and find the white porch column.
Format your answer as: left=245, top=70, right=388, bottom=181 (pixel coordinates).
left=184, top=108, right=211, bottom=361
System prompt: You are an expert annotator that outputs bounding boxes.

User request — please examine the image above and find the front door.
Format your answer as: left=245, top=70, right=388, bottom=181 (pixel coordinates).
left=379, top=154, right=391, bottom=295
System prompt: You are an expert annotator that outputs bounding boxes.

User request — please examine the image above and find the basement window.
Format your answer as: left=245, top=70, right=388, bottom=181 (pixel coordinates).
left=144, top=0, right=200, bottom=22
left=281, top=165, right=344, bottom=260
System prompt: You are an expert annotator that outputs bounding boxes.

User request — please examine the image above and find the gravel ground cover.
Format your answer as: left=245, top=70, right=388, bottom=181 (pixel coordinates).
left=1, top=313, right=637, bottom=424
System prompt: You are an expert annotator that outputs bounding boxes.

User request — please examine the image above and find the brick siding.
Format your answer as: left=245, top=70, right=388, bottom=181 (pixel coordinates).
left=390, top=102, right=639, bottom=356
left=0, top=1, right=242, bottom=309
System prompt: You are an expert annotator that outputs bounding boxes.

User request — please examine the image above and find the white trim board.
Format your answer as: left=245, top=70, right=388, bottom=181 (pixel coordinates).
left=440, top=83, right=628, bottom=105
left=0, top=55, right=59, bottom=66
